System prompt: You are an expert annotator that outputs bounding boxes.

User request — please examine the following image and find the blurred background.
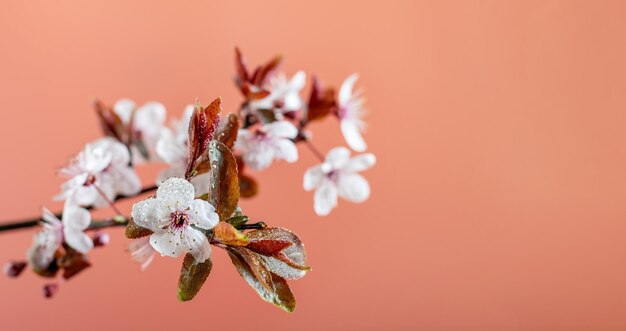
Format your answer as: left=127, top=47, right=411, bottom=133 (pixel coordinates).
left=1, top=1, right=626, bottom=330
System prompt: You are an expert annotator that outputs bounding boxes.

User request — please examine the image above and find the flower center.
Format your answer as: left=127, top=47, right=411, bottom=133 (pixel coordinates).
left=84, top=174, right=96, bottom=186
left=169, top=211, right=189, bottom=230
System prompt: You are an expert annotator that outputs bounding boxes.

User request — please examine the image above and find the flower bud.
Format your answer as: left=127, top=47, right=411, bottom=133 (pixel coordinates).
left=92, top=232, right=110, bottom=247
left=43, top=283, right=59, bottom=298
left=3, top=261, right=27, bottom=278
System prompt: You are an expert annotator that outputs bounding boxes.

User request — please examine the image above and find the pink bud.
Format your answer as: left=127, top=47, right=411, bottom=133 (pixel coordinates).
left=4, top=261, right=27, bottom=278
left=43, top=283, right=59, bottom=298
left=92, top=232, right=110, bottom=247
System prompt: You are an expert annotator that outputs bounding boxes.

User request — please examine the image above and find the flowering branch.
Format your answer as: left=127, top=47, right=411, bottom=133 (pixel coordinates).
left=0, top=185, right=157, bottom=233
left=4, top=47, right=376, bottom=313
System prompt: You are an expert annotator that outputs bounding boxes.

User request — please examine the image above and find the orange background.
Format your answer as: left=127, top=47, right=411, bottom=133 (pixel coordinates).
left=1, top=1, right=626, bottom=330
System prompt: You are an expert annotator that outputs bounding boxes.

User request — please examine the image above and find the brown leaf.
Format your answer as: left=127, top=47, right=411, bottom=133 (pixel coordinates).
left=212, top=222, right=249, bottom=246
left=186, top=98, right=222, bottom=178
left=125, top=218, right=153, bottom=239
left=208, top=140, right=240, bottom=221
left=215, top=113, right=240, bottom=149
left=177, top=253, right=213, bottom=301
left=227, top=247, right=296, bottom=312
left=306, top=75, right=337, bottom=123
left=59, top=246, right=91, bottom=280
left=239, top=173, right=259, bottom=198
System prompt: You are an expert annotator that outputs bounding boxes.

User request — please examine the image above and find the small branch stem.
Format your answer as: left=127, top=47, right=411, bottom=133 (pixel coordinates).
left=93, top=184, right=123, bottom=216
left=237, top=221, right=267, bottom=230
left=0, top=185, right=157, bottom=234
left=302, top=139, right=325, bottom=162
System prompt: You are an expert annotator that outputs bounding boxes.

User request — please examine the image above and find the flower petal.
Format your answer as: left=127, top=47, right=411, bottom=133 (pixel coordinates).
left=113, top=98, right=136, bottom=124
left=188, top=200, right=219, bottom=230
left=156, top=177, right=195, bottom=208
left=325, top=146, right=351, bottom=169
left=156, top=129, right=187, bottom=164
left=337, top=173, right=370, bottom=203
left=264, top=121, right=298, bottom=139
left=131, top=199, right=165, bottom=231
left=303, top=165, right=324, bottom=191
left=338, top=73, right=359, bottom=107
left=64, top=229, right=94, bottom=254
left=273, top=139, right=298, bottom=163
left=150, top=231, right=184, bottom=258
left=341, top=120, right=367, bottom=152
left=343, top=153, right=376, bottom=173
left=314, top=180, right=338, bottom=216
left=62, top=206, right=91, bottom=230
left=183, top=228, right=212, bottom=262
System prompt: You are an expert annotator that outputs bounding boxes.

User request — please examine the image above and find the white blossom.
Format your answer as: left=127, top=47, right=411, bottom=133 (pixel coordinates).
left=61, top=205, right=94, bottom=254
left=338, top=74, right=368, bottom=152
left=236, top=121, right=299, bottom=171
left=249, top=71, right=306, bottom=116
left=131, top=178, right=219, bottom=262
left=155, top=105, right=209, bottom=194
left=114, top=99, right=166, bottom=161
left=55, top=138, right=141, bottom=208
left=27, top=208, right=63, bottom=271
left=303, top=147, right=376, bottom=216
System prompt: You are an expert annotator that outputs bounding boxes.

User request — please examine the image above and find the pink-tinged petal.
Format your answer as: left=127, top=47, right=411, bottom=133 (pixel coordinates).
left=337, top=173, right=370, bottom=203
left=341, top=120, right=367, bottom=152
left=188, top=200, right=219, bottom=230
left=290, top=70, right=306, bottom=90
left=113, top=98, right=136, bottom=124
left=131, top=199, right=165, bottom=231
left=338, top=73, right=359, bottom=107
left=64, top=229, right=94, bottom=254
left=273, top=139, right=298, bottom=163
left=70, top=185, right=99, bottom=207
left=113, top=166, right=141, bottom=197
left=62, top=206, right=91, bottom=230
left=157, top=165, right=186, bottom=185
left=183, top=228, right=211, bottom=262
left=324, top=146, right=351, bottom=169
left=150, top=231, right=184, bottom=258
left=136, top=102, right=166, bottom=131
left=343, top=153, right=376, bottom=173
left=41, top=207, right=61, bottom=227
left=190, top=173, right=210, bottom=196
left=303, top=165, right=324, bottom=191
left=314, top=180, right=338, bottom=216
left=156, top=177, right=195, bottom=208
left=156, top=129, right=187, bottom=164
left=244, top=147, right=275, bottom=171
left=129, top=238, right=155, bottom=271
left=264, top=121, right=298, bottom=139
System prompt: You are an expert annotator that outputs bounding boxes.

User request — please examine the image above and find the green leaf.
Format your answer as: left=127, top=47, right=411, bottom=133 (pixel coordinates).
left=226, top=215, right=249, bottom=228
left=208, top=140, right=240, bottom=221
left=212, top=222, right=249, bottom=246
left=125, top=218, right=153, bottom=239
left=226, top=247, right=296, bottom=312
left=177, top=253, right=213, bottom=302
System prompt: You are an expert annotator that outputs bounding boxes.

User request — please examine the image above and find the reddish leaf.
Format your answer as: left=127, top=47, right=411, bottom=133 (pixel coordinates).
left=94, top=99, right=125, bottom=141
left=246, top=240, right=292, bottom=256
left=246, top=228, right=310, bottom=280
left=252, top=54, right=283, bottom=86
left=208, top=140, right=240, bottom=221
left=306, top=75, right=337, bottom=123
left=215, top=113, right=241, bottom=149
left=177, top=253, right=213, bottom=301
left=186, top=98, right=222, bottom=178
left=234, top=47, right=249, bottom=85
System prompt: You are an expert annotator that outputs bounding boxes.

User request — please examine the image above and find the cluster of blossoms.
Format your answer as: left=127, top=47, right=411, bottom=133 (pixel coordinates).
left=2, top=49, right=375, bottom=311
